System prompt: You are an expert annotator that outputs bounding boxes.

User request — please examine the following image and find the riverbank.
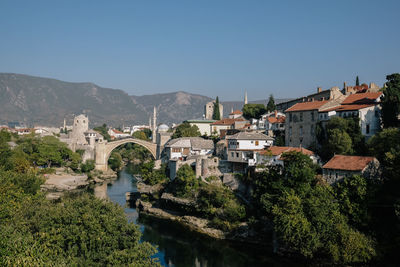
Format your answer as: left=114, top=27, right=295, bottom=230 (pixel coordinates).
left=41, top=167, right=118, bottom=200
left=131, top=181, right=268, bottom=245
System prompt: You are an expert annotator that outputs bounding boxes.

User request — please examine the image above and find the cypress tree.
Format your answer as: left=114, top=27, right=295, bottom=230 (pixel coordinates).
left=356, top=76, right=360, bottom=86
left=266, top=94, right=276, bottom=112
left=213, top=97, right=221, bottom=120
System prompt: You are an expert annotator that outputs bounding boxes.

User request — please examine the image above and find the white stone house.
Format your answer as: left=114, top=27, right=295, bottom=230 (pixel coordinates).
left=108, top=128, right=130, bottom=139
left=322, top=155, right=380, bottom=184
left=165, top=137, right=214, bottom=160
left=210, top=118, right=248, bottom=137
left=226, top=131, right=274, bottom=167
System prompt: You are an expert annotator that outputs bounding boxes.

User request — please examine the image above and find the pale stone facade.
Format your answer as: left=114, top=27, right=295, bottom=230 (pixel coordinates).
left=204, top=101, right=223, bottom=120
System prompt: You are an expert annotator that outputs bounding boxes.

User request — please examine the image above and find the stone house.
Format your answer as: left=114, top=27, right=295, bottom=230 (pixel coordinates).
left=328, top=92, right=382, bottom=139
left=285, top=99, right=343, bottom=148
left=164, top=137, right=214, bottom=161
left=108, top=128, right=130, bottom=139
left=228, top=110, right=243, bottom=119
left=210, top=118, right=248, bottom=137
left=226, top=131, right=273, bottom=169
left=322, top=155, right=380, bottom=184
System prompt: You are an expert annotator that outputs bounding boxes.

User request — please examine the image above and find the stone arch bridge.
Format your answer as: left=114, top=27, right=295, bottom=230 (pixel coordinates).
left=95, top=138, right=157, bottom=171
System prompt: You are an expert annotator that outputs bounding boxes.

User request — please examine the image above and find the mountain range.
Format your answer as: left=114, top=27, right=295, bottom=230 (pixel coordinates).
left=0, top=73, right=288, bottom=127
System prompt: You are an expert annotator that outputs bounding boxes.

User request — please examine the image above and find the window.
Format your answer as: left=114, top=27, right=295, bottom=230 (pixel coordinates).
left=172, top=148, right=181, bottom=153
left=231, top=152, right=234, bottom=157
left=251, top=141, right=254, bottom=144
left=289, top=113, right=292, bottom=122
left=300, top=112, right=303, bottom=122
left=366, top=124, right=370, bottom=134
left=289, top=126, right=292, bottom=136
left=83, top=120, right=85, bottom=123
left=311, top=112, right=314, bottom=121
left=255, top=140, right=259, bottom=146
left=300, top=126, right=303, bottom=136
left=236, top=152, right=239, bottom=157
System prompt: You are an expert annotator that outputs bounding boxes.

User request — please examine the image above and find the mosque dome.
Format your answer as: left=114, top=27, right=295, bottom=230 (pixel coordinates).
left=158, top=124, right=169, bottom=132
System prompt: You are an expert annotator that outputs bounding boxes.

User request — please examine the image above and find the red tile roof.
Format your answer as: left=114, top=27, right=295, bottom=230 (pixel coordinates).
left=259, top=146, right=314, bottom=156
left=267, top=116, right=286, bottom=123
left=342, top=92, right=382, bottom=105
left=230, top=110, right=243, bottom=115
left=335, top=104, right=375, bottom=111
left=112, top=129, right=124, bottom=134
left=323, top=155, right=376, bottom=171
left=211, top=118, right=245, bottom=125
left=285, top=100, right=329, bottom=112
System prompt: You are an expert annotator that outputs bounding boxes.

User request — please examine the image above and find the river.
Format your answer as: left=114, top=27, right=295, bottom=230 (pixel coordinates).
left=96, top=165, right=297, bottom=267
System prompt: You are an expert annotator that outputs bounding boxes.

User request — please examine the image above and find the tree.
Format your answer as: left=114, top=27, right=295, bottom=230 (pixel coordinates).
left=171, top=164, right=199, bottom=197
left=132, top=130, right=149, bottom=141
left=108, top=151, right=123, bottom=171
left=326, top=129, right=352, bottom=156
left=356, top=76, right=360, bottom=86
left=381, top=73, right=400, bottom=128
left=171, top=122, right=201, bottom=139
left=212, top=97, right=221, bottom=120
left=81, top=159, right=95, bottom=173
left=252, top=152, right=376, bottom=263
left=266, top=94, right=276, bottom=112
left=242, top=104, right=267, bottom=119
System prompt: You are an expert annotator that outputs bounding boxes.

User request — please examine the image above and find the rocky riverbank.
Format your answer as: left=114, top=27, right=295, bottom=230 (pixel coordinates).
left=132, top=181, right=266, bottom=244
left=41, top=168, right=118, bottom=200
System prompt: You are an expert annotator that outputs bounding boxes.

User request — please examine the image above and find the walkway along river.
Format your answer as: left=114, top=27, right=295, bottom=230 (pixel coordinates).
left=95, top=164, right=298, bottom=267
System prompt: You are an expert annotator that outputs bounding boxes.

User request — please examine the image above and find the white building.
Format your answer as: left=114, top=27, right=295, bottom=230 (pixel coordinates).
left=165, top=137, right=214, bottom=160
left=226, top=131, right=274, bottom=167
left=108, top=128, right=130, bottom=139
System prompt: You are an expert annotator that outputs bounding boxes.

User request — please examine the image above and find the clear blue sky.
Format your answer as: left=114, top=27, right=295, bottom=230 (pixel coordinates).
left=0, top=0, right=399, bottom=100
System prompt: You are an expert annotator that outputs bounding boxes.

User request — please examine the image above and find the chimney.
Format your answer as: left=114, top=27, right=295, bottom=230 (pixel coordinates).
left=317, top=87, right=322, bottom=93
left=311, top=98, right=314, bottom=102
left=322, top=97, right=325, bottom=101
left=274, top=110, right=277, bottom=117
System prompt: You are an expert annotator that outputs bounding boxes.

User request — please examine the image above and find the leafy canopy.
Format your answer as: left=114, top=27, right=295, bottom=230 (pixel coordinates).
left=172, top=122, right=201, bottom=139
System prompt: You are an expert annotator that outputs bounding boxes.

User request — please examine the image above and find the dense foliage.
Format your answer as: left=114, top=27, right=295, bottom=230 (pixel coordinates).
left=252, top=152, right=375, bottom=263
left=381, top=73, right=400, bottom=128
left=242, top=103, right=267, bottom=119
left=140, top=161, right=168, bottom=185
left=0, top=133, right=159, bottom=266
left=171, top=122, right=201, bottom=139
left=317, top=117, right=366, bottom=161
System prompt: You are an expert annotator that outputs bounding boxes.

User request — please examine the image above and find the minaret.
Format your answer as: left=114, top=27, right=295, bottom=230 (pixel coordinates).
left=152, top=106, right=157, bottom=143
left=63, top=118, right=66, bottom=129
left=244, top=90, right=248, bottom=105
left=149, top=116, right=152, bottom=128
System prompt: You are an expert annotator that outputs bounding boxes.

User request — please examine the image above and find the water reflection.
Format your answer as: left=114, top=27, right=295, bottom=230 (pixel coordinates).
left=103, top=164, right=300, bottom=267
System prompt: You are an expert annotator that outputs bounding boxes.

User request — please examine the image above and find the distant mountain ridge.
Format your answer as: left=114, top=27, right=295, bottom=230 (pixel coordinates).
left=0, top=73, right=289, bottom=127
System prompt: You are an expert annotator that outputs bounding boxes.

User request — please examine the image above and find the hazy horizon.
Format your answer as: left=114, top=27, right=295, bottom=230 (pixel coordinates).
left=1, top=1, right=399, bottom=100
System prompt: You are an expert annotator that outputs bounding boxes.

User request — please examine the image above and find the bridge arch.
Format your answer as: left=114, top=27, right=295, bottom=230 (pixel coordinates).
left=95, top=138, right=157, bottom=171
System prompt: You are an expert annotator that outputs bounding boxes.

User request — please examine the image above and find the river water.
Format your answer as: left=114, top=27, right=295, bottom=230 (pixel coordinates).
left=97, top=165, right=295, bottom=267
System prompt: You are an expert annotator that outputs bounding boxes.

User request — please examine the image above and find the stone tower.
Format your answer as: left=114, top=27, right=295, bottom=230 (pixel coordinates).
left=204, top=100, right=223, bottom=120
left=70, top=114, right=89, bottom=145
left=152, top=106, right=157, bottom=143
left=244, top=90, right=248, bottom=105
